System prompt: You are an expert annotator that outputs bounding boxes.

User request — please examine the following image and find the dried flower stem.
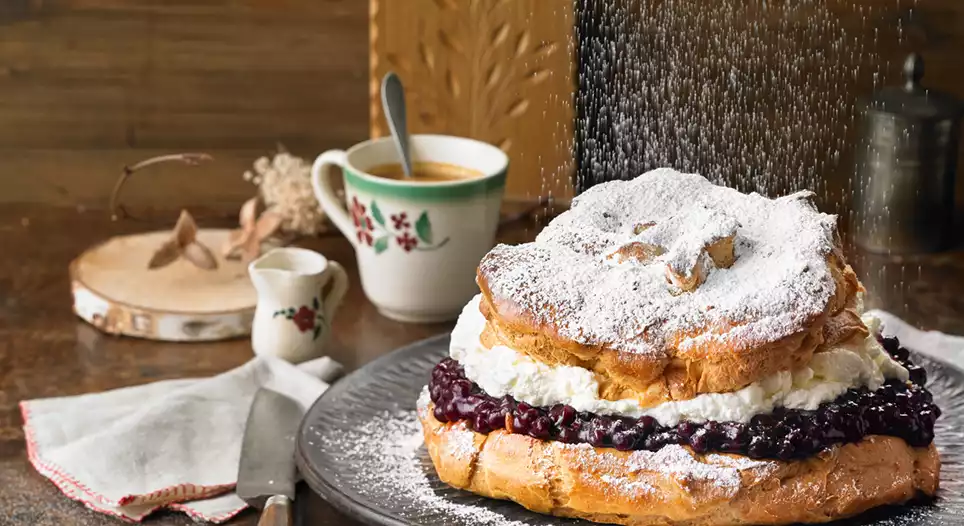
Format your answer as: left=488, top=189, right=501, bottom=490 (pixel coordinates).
left=110, top=153, right=214, bottom=221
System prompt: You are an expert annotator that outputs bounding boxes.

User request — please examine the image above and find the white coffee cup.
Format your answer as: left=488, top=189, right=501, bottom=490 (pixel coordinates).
left=311, top=135, right=508, bottom=323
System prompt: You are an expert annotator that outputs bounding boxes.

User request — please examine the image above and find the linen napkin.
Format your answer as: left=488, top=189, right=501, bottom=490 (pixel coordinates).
left=20, top=355, right=342, bottom=523
left=869, top=309, right=964, bottom=366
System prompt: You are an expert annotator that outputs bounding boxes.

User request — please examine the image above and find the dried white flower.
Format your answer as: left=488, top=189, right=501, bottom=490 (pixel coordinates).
left=272, top=152, right=295, bottom=173
left=253, top=156, right=271, bottom=174
left=241, top=149, right=327, bottom=236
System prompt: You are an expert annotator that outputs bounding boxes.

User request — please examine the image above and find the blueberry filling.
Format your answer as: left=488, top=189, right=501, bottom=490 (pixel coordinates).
left=428, top=336, right=940, bottom=461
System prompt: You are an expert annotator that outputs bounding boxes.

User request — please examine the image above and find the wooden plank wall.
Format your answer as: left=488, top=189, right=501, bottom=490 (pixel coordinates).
left=2, top=0, right=963, bottom=211
left=0, top=0, right=369, bottom=209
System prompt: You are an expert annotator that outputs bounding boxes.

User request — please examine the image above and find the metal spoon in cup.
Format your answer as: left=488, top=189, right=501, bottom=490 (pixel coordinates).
left=380, top=72, right=414, bottom=179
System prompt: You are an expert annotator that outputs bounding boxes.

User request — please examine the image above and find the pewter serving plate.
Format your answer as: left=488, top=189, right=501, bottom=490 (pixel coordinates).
left=297, top=334, right=964, bottom=526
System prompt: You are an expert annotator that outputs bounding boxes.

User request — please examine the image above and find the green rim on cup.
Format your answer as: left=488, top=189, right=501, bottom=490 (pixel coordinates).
left=342, top=165, right=507, bottom=201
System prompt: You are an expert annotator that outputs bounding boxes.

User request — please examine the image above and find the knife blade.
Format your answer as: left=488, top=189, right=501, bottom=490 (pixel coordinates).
left=237, top=388, right=303, bottom=525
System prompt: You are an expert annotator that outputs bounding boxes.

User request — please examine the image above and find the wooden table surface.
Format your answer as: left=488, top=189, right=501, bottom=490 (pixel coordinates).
left=2, top=202, right=964, bottom=525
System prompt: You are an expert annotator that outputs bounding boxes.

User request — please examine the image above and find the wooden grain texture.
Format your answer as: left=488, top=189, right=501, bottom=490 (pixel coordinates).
left=70, top=228, right=258, bottom=341
left=4, top=0, right=963, bottom=212
left=370, top=0, right=576, bottom=201
left=255, top=496, right=291, bottom=526
left=0, top=0, right=369, bottom=206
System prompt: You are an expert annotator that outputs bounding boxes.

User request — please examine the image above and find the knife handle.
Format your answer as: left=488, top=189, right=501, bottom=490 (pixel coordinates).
left=258, top=495, right=292, bottom=526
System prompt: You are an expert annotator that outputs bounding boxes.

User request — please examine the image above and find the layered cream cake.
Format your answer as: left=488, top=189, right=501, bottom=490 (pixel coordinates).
left=417, top=169, right=940, bottom=526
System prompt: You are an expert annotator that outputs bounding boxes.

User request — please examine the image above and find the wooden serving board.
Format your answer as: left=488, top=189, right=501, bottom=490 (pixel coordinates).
left=69, top=229, right=256, bottom=342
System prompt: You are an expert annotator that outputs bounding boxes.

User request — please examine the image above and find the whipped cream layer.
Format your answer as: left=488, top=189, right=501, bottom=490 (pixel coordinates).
left=451, top=295, right=909, bottom=427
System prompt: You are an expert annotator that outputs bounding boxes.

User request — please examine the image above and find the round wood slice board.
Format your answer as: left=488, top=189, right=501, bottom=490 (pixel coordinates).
left=69, top=229, right=257, bottom=342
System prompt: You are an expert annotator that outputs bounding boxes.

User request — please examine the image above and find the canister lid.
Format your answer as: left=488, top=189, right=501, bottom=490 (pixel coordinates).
left=863, top=53, right=963, bottom=121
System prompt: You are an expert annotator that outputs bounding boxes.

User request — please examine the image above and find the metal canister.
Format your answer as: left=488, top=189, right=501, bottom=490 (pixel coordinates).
left=853, top=53, right=964, bottom=253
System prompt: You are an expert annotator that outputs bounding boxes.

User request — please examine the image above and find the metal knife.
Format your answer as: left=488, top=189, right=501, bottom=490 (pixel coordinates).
left=237, top=388, right=303, bottom=526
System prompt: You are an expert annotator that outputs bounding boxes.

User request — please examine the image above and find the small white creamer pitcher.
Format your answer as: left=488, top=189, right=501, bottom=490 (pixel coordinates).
left=248, top=247, right=348, bottom=363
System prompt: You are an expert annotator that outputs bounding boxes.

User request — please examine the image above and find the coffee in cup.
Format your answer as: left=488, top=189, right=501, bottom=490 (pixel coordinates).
left=366, top=161, right=484, bottom=183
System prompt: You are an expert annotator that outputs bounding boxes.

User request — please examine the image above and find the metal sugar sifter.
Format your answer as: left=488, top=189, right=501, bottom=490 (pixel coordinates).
left=853, top=53, right=964, bottom=254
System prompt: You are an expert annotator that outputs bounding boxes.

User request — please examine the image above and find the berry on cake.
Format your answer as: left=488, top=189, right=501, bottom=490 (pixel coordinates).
left=417, top=169, right=940, bottom=526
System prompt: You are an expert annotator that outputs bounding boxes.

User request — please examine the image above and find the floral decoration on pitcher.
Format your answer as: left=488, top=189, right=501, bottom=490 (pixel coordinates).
left=274, top=296, right=326, bottom=340
left=350, top=196, right=449, bottom=254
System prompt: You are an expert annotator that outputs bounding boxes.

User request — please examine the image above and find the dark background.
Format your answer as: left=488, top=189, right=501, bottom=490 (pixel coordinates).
left=575, top=0, right=964, bottom=227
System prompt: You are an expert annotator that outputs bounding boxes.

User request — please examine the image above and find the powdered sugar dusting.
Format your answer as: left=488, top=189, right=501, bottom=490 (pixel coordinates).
left=480, top=169, right=839, bottom=356
left=632, top=205, right=740, bottom=279
left=316, top=406, right=535, bottom=526
left=598, top=473, right=656, bottom=498
left=703, top=452, right=778, bottom=471
left=564, top=442, right=777, bottom=499
left=445, top=422, right=477, bottom=461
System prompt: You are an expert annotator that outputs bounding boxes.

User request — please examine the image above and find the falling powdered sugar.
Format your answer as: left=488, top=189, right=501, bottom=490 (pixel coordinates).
left=479, top=168, right=840, bottom=357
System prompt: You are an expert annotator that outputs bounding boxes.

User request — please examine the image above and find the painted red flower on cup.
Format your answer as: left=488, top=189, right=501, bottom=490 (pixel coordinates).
left=351, top=197, right=367, bottom=227
left=351, top=196, right=374, bottom=246
left=273, top=297, right=326, bottom=340
left=396, top=232, right=418, bottom=252
left=391, top=212, right=410, bottom=230
left=346, top=196, right=449, bottom=254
